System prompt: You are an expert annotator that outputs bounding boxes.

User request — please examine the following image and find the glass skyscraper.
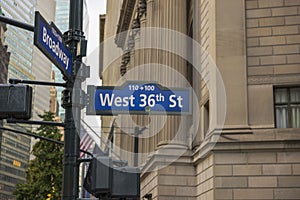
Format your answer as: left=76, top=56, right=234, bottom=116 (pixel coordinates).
left=53, top=0, right=69, bottom=120
left=0, top=0, right=55, bottom=199
left=55, top=0, right=69, bottom=33
left=1, top=0, right=35, bottom=81
left=0, top=1, right=35, bottom=199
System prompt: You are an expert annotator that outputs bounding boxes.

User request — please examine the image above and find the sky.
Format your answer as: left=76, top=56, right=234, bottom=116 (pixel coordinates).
left=84, top=0, right=106, bottom=88
left=85, top=0, right=106, bottom=87
left=86, top=0, right=106, bottom=54
left=83, top=0, right=107, bottom=139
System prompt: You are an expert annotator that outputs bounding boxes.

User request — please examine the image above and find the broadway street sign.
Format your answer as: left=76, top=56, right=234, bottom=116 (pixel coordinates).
left=87, top=82, right=192, bottom=115
left=34, top=11, right=72, bottom=78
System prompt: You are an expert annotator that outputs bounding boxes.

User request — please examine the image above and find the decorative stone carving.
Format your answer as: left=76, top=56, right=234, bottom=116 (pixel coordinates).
left=119, top=0, right=146, bottom=76
left=132, top=18, right=140, bottom=36
left=123, top=50, right=131, bottom=65
left=120, top=63, right=127, bottom=76
left=138, top=0, right=147, bottom=18
left=127, top=34, right=135, bottom=50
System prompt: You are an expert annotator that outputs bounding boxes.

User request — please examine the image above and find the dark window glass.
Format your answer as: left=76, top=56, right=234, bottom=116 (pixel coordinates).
left=275, top=87, right=300, bottom=128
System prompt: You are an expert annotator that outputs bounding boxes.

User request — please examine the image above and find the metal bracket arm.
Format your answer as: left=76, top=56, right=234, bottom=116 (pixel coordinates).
left=7, top=119, right=65, bottom=127
left=9, top=78, right=67, bottom=87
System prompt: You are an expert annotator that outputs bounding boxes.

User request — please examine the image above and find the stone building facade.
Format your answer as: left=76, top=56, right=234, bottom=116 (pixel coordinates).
left=100, top=0, right=300, bottom=199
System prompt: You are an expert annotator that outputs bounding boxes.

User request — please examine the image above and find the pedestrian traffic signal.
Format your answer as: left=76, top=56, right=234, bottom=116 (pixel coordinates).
left=84, top=156, right=140, bottom=199
left=111, top=166, right=140, bottom=198
left=84, top=156, right=111, bottom=196
left=0, top=84, right=32, bottom=120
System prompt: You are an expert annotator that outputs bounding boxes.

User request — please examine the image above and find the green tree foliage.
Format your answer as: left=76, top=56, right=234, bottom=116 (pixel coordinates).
left=13, top=112, right=63, bottom=200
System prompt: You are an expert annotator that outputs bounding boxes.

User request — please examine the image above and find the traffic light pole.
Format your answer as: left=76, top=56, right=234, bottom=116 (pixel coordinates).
left=1, top=1, right=86, bottom=199
left=62, top=0, right=85, bottom=199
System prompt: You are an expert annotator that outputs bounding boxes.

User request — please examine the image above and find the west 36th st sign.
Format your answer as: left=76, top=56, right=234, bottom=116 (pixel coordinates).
left=87, top=82, right=192, bottom=115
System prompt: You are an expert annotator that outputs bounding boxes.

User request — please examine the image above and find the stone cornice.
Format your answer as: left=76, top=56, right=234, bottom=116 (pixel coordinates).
left=140, top=145, right=193, bottom=179
left=193, top=128, right=300, bottom=162
left=248, top=74, right=300, bottom=85
left=115, top=0, right=137, bottom=48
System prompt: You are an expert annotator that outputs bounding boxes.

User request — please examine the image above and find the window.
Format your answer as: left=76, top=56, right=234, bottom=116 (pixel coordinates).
left=204, top=100, right=210, bottom=135
left=275, top=87, right=300, bottom=128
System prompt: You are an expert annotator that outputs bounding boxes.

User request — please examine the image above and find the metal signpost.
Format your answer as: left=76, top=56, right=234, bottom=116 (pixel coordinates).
left=34, top=1, right=86, bottom=199
left=61, top=0, right=86, bottom=199
left=1, top=1, right=86, bottom=199
left=87, top=82, right=192, bottom=115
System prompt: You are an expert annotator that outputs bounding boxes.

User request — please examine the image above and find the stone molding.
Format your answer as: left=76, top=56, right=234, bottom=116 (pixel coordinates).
left=248, top=74, right=300, bottom=85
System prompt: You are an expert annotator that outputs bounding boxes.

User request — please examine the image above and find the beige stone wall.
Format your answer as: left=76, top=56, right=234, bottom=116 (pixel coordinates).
left=102, top=0, right=300, bottom=199
left=195, top=154, right=214, bottom=199
left=140, top=155, right=196, bottom=200
left=246, top=0, right=300, bottom=127
left=139, top=0, right=189, bottom=157
left=216, top=0, right=249, bottom=129
left=194, top=0, right=215, bottom=144
left=105, top=0, right=192, bottom=166
left=140, top=170, right=159, bottom=199
left=247, top=0, right=300, bottom=83
left=244, top=4, right=300, bottom=198
left=214, top=150, right=300, bottom=199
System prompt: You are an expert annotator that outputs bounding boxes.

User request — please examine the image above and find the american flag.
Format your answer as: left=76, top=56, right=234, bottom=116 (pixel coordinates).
left=80, top=125, right=95, bottom=158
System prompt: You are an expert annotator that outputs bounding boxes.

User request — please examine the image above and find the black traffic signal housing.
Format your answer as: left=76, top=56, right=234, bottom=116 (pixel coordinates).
left=0, top=84, right=32, bottom=120
left=84, top=156, right=140, bottom=199
left=84, top=156, right=111, bottom=196
left=111, top=166, right=140, bottom=199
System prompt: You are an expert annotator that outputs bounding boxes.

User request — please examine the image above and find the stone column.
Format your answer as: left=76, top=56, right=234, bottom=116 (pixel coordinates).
left=140, top=0, right=189, bottom=150
left=216, top=0, right=249, bottom=129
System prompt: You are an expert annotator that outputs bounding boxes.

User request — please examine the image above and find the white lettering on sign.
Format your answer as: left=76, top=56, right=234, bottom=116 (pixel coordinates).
left=51, top=27, right=62, bottom=43
left=169, top=95, right=183, bottom=108
left=99, top=93, right=136, bottom=107
left=139, top=94, right=164, bottom=107
left=42, top=27, right=69, bottom=69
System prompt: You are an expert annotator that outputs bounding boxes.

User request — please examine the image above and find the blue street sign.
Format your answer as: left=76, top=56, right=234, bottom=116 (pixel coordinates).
left=34, top=11, right=72, bottom=78
left=87, top=82, right=192, bottom=115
